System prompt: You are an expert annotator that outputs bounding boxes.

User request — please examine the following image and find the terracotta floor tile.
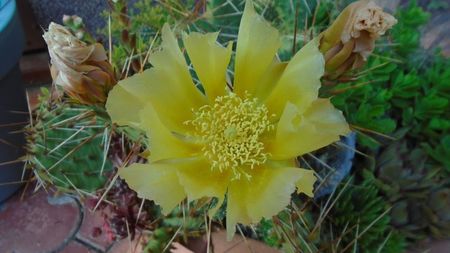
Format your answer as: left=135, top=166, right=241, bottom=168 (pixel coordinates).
left=77, top=206, right=115, bottom=251
left=421, top=12, right=450, bottom=57
left=20, top=52, right=51, bottom=86
left=189, top=231, right=281, bottom=253
left=107, top=235, right=143, bottom=253
left=60, top=240, right=94, bottom=253
left=0, top=189, right=82, bottom=253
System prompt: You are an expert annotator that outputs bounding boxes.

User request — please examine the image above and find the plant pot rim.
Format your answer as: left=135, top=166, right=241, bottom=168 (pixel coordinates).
left=0, top=0, right=24, bottom=79
left=0, top=0, right=15, bottom=32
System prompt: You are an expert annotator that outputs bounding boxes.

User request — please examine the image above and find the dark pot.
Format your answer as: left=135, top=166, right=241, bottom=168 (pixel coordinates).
left=0, top=0, right=27, bottom=203
left=310, top=132, right=357, bottom=199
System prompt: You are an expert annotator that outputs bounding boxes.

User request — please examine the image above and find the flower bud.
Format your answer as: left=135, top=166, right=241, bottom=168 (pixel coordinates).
left=320, top=0, right=397, bottom=79
left=62, top=15, right=71, bottom=24
left=72, top=16, right=83, bottom=27
left=43, top=22, right=116, bottom=104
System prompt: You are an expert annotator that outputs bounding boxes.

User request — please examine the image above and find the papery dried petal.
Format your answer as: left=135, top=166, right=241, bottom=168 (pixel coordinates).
left=320, top=0, right=397, bottom=79
left=43, top=22, right=116, bottom=104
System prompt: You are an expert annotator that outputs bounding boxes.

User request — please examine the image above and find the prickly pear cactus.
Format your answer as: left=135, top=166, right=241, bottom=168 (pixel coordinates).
left=26, top=88, right=112, bottom=192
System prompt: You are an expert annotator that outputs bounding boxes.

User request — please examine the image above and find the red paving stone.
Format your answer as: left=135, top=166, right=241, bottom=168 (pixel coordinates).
left=60, top=241, right=93, bottom=253
left=0, top=189, right=81, bottom=253
left=107, top=235, right=144, bottom=253
left=188, top=231, right=281, bottom=253
left=77, top=206, right=115, bottom=251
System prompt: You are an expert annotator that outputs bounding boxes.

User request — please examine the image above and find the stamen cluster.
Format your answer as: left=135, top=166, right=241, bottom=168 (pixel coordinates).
left=188, top=93, right=273, bottom=180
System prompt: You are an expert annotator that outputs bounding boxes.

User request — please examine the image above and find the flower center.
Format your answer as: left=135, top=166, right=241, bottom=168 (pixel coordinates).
left=187, top=93, right=274, bottom=180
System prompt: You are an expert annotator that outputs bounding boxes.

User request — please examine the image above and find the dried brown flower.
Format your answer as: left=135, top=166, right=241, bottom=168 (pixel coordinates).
left=320, top=0, right=397, bottom=79
left=43, top=22, right=116, bottom=104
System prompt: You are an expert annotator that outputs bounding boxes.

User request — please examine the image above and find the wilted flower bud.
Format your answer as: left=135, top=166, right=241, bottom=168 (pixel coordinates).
left=43, top=22, right=116, bottom=104
left=320, top=0, right=397, bottom=79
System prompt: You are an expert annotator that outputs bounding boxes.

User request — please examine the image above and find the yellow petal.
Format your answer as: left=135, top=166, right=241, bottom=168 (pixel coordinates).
left=105, top=66, right=158, bottom=126
left=174, top=157, right=231, bottom=215
left=296, top=168, right=317, bottom=197
left=226, top=180, right=249, bottom=240
left=252, top=60, right=287, bottom=101
left=226, top=164, right=306, bottom=240
left=139, top=105, right=200, bottom=162
left=106, top=64, right=200, bottom=134
left=183, top=32, right=232, bottom=101
left=267, top=99, right=350, bottom=160
left=147, top=24, right=207, bottom=133
left=233, top=0, right=281, bottom=97
left=113, top=69, right=153, bottom=102
left=265, top=38, right=324, bottom=118
left=106, top=84, right=144, bottom=127
left=119, top=162, right=186, bottom=215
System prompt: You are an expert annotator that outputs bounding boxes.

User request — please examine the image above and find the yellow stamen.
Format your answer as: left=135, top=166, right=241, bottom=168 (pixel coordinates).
left=186, top=93, right=274, bottom=180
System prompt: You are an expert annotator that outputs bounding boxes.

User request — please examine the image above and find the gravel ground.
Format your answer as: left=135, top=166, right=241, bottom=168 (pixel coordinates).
left=27, top=0, right=110, bottom=37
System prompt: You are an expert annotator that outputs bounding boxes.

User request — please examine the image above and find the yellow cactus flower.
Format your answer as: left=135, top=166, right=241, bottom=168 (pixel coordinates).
left=106, top=0, right=349, bottom=239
